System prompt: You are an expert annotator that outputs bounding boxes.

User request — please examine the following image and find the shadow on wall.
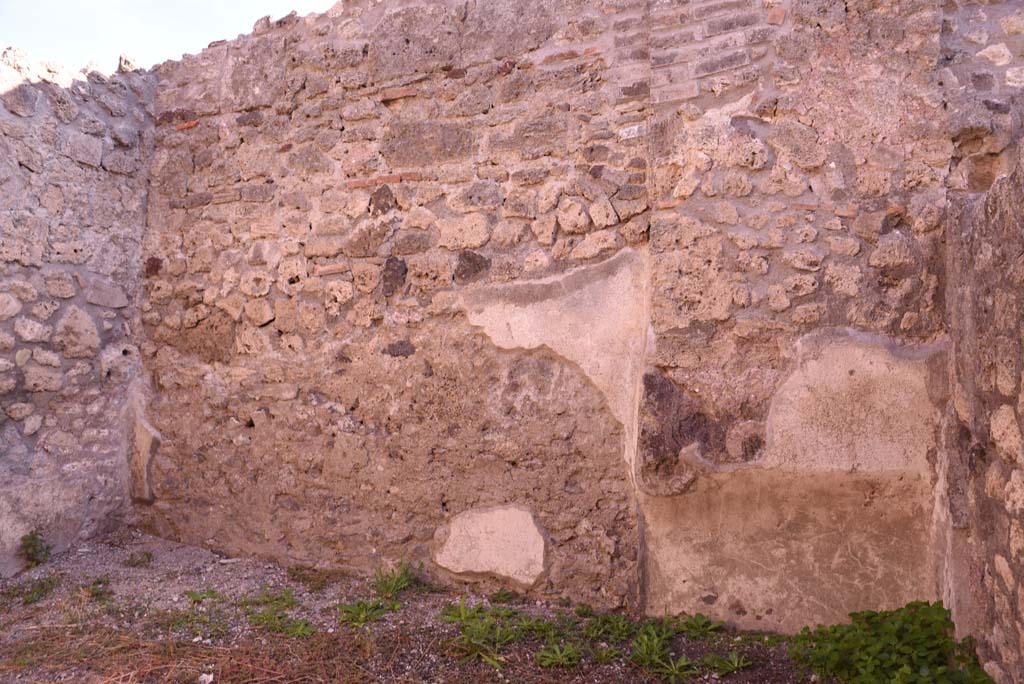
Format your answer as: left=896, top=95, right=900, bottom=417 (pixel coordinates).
left=0, top=48, right=153, bottom=576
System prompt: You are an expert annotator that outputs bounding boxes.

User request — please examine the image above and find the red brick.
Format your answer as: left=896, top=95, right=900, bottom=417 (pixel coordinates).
left=379, top=86, right=417, bottom=102
left=542, top=50, right=580, bottom=64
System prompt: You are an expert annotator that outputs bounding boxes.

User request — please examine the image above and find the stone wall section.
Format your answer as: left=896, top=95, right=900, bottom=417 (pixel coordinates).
left=0, top=50, right=154, bottom=575
left=948, top=144, right=1024, bottom=683
left=635, top=0, right=956, bottom=629
left=138, top=0, right=654, bottom=609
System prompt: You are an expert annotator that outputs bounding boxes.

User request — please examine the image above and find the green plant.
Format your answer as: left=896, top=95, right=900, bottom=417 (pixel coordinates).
left=535, top=641, right=583, bottom=668
left=439, top=598, right=488, bottom=624
left=630, top=623, right=672, bottom=670
left=17, top=530, right=52, bottom=568
left=241, top=588, right=315, bottom=638
left=703, top=650, right=752, bottom=675
left=789, top=601, right=991, bottom=684
left=239, top=587, right=297, bottom=611
left=515, top=615, right=559, bottom=642
left=372, top=562, right=416, bottom=599
left=252, top=610, right=316, bottom=637
left=154, top=606, right=230, bottom=639
left=681, top=613, right=723, bottom=640
left=574, top=602, right=594, bottom=618
left=185, top=589, right=225, bottom=604
left=553, top=610, right=579, bottom=638
left=337, top=599, right=399, bottom=628
left=78, top=576, right=113, bottom=603
left=593, top=644, right=623, bottom=663
left=489, top=588, right=522, bottom=605
left=20, top=575, right=59, bottom=605
left=1, top=574, right=60, bottom=607
left=123, top=551, right=153, bottom=568
left=583, top=613, right=637, bottom=642
left=448, top=614, right=516, bottom=670
left=657, top=654, right=701, bottom=683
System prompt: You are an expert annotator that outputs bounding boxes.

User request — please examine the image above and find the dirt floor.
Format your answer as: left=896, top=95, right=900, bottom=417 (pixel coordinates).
left=0, top=530, right=814, bottom=684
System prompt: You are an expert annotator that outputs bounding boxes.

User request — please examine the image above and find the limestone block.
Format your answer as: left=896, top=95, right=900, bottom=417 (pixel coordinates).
left=556, top=197, right=590, bottom=234
left=54, top=305, right=100, bottom=358
left=14, top=317, right=50, bottom=342
left=85, top=279, right=129, bottom=308
left=22, top=363, right=62, bottom=392
left=571, top=230, right=623, bottom=260
left=588, top=196, right=619, bottom=228
left=304, top=235, right=346, bottom=258
left=0, top=293, right=21, bottom=321
left=768, top=120, right=826, bottom=170
left=326, top=280, right=354, bottom=305
left=381, top=120, right=473, bottom=167
left=991, top=406, right=1023, bottom=465
left=978, top=43, right=1013, bottom=67
left=1007, top=67, right=1024, bottom=89
left=434, top=506, right=547, bottom=587
left=59, top=130, right=103, bottom=168
left=438, top=214, right=490, bottom=250
left=239, top=271, right=274, bottom=297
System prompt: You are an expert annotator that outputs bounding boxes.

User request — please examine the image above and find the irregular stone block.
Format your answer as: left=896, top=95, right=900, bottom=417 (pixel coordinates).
left=14, top=317, right=50, bottom=342
left=22, top=363, right=62, bottom=392
left=59, top=130, right=103, bottom=168
left=365, top=4, right=459, bottom=79
left=0, top=293, right=21, bottom=321
left=438, top=214, right=490, bottom=250
left=434, top=506, right=547, bottom=588
left=304, top=236, right=347, bottom=258
left=0, top=83, right=37, bottom=117
left=381, top=256, right=407, bottom=297
left=85, top=279, right=129, bottom=308
left=381, top=121, right=473, bottom=167
left=990, top=405, right=1023, bottom=464
left=54, top=306, right=101, bottom=358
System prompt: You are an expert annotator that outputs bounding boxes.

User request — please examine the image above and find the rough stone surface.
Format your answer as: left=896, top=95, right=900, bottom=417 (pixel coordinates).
left=0, top=48, right=153, bottom=576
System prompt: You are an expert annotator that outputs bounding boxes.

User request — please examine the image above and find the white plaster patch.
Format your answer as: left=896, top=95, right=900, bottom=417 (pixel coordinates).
left=434, top=506, right=546, bottom=587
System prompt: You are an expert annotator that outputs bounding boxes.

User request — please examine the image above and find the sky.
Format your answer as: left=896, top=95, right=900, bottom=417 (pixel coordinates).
left=0, top=0, right=333, bottom=72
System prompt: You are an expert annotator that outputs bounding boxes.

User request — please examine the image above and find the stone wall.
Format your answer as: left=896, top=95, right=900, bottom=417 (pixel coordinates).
left=947, top=143, right=1024, bottom=683
left=138, top=0, right=648, bottom=608
left=3, top=0, right=1024, bottom=678
left=0, top=50, right=154, bottom=575
left=129, top=0, right=1024, bottom=639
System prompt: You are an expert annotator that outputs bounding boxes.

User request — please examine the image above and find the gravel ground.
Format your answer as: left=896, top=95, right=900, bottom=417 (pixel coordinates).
left=0, top=530, right=814, bottom=684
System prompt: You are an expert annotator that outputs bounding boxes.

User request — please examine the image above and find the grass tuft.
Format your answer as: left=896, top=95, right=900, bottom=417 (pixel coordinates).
left=337, top=599, right=399, bottom=628
left=17, top=530, right=52, bottom=568
left=371, top=561, right=417, bottom=600
left=240, top=588, right=315, bottom=638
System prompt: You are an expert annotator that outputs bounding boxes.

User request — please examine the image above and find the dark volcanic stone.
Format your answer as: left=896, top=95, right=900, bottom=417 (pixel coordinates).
left=454, top=251, right=491, bottom=283
left=383, top=340, right=415, bottom=357
left=381, top=256, right=408, bottom=297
